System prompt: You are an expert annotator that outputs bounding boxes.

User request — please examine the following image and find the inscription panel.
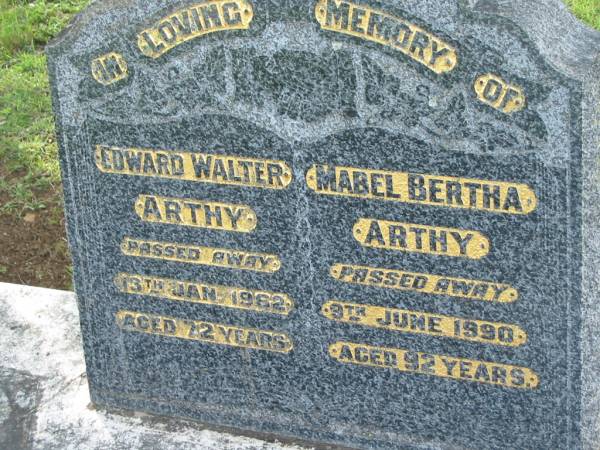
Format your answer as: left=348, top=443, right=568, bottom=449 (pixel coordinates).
left=48, top=1, right=598, bottom=449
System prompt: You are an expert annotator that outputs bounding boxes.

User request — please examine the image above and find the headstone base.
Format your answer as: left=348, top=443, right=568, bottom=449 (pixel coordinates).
left=0, top=283, right=306, bottom=450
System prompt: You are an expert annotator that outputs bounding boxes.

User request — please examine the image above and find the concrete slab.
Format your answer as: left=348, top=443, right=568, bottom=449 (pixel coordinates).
left=0, top=282, right=306, bottom=450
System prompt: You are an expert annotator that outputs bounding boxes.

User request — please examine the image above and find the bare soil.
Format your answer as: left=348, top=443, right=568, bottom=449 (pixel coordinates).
left=0, top=186, right=71, bottom=290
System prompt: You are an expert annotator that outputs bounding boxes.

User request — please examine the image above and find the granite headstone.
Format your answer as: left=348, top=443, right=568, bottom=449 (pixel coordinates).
left=47, top=1, right=600, bottom=448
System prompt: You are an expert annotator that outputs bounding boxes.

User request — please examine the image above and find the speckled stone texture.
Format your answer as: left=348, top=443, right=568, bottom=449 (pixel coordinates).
left=0, top=283, right=301, bottom=450
left=47, top=1, right=600, bottom=449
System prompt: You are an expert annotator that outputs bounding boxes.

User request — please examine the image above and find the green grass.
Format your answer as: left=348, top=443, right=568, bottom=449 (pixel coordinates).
left=0, top=0, right=598, bottom=214
left=0, top=0, right=89, bottom=214
left=566, top=0, right=600, bottom=30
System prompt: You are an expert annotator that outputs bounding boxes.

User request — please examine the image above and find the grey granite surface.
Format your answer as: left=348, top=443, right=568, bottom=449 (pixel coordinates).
left=0, top=282, right=303, bottom=450
left=47, top=1, right=600, bottom=448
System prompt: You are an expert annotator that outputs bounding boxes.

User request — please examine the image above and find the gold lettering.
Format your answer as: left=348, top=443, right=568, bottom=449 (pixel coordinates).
left=91, top=52, right=128, bottom=85
left=474, top=74, right=526, bottom=114
left=306, top=164, right=536, bottom=215
left=134, top=195, right=256, bottom=232
left=117, top=310, right=293, bottom=353
left=330, top=263, right=518, bottom=302
left=138, top=0, right=254, bottom=58
left=314, top=0, right=457, bottom=74
left=322, top=301, right=526, bottom=346
left=115, top=273, right=293, bottom=315
left=329, top=341, right=539, bottom=389
left=353, top=218, right=489, bottom=259
left=120, top=237, right=281, bottom=273
left=95, top=145, right=292, bottom=190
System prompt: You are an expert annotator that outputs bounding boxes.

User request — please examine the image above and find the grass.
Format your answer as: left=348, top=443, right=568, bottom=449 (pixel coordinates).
left=0, top=0, right=598, bottom=214
left=566, top=0, right=600, bottom=30
left=0, top=0, right=89, bottom=214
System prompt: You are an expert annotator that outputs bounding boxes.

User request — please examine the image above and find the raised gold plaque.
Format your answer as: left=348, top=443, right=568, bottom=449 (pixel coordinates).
left=322, top=301, right=526, bottom=346
left=115, top=273, right=294, bottom=315
left=117, top=310, right=293, bottom=353
left=474, top=73, right=526, bottom=114
left=314, top=0, right=457, bottom=74
left=329, top=341, right=539, bottom=389
left=330, top=263, right=518, bottom=302
left=121, top=237, right=281, bottom=272
left=134, top=195, right=257, bottom=232
left=306, top=164, right=537, bottom=215
left=138, top=0, right=254, bottom=58
left=95, top=145, right=292, bottom=190
left=353, top=219, right=490, bottom=259
left=91, top=52, right=128, bottom=85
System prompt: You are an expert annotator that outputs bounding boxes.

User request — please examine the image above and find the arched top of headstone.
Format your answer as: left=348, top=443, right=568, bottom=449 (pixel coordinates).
left=47, top=0, right=600, bottom=161
left=48, top=0, right=600, bottom=79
